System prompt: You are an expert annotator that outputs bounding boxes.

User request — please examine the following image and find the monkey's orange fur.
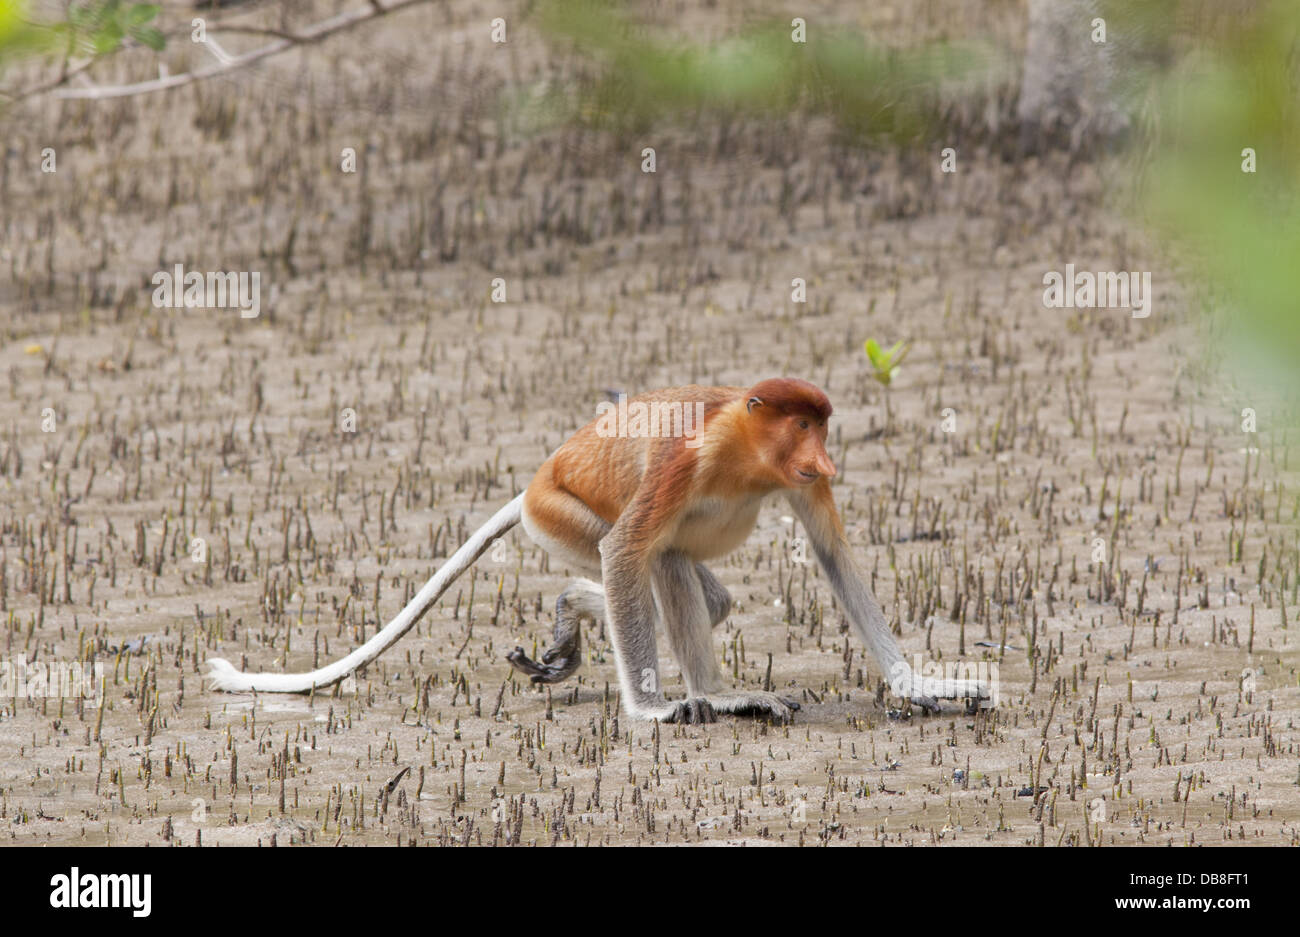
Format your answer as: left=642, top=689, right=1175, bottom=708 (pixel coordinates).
left=524, top=379, right=836, bottom=564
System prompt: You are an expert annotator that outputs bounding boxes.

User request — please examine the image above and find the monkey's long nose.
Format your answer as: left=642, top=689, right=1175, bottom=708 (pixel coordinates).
left=816, top=452, right=837, bottom=478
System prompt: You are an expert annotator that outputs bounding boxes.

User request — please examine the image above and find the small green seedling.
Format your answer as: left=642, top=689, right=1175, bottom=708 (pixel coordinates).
left=864, top=339, right=909, bottom=386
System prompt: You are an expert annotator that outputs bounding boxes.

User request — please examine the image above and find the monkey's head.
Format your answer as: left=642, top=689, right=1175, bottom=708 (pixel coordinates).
left=745, top=378, right=836, bottom=486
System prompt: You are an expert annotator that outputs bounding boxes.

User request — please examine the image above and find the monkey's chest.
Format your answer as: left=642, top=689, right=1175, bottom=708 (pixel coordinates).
left=671, top=496, right=764, bottom=561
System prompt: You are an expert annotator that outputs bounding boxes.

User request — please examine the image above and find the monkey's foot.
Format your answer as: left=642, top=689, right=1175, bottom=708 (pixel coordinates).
left=506, top=645, right=580, bottom=684
left=644, top=692, right=797, bottom=725
left=630, top=697, right=719, bottom=724
left=664, top=698, right=718, bottom=724
left=705, top=691, right=800, bottom=724
left=909, top=695, right=941, bottom=715
left=644, top=686, right=795, bottom=722
left=911, top=677, right=993, bottom=715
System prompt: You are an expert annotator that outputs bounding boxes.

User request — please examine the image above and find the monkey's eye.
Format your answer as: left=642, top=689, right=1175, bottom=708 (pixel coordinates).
left=798, top=419, right=810, bottom=430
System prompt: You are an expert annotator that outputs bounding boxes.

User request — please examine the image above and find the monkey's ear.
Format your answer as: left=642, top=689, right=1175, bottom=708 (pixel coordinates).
left=747, top=396, right=763, bottom=413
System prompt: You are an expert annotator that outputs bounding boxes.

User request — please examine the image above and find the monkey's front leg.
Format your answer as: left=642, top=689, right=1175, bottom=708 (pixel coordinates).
left=786, top=483, right=991, bottom=713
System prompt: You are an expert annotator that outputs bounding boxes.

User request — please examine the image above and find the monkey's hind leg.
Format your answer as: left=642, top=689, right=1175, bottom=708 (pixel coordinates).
left=696, top=564, right=733, bottom=629
left=508, top=578, right=604, bottom=684
left=656, top=555, right=800, bottom=725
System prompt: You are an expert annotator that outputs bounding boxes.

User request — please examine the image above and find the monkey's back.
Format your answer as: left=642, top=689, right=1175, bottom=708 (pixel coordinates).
left=535, top=385, right=745, bottom=524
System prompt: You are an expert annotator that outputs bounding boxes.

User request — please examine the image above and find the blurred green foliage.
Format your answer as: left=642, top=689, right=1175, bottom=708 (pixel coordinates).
left=60, top=1, right=165, bottom=54
left=0, top=0, right=163, bottom=79
left=526, top=0, right=1000, bottom=144
left=1143, top=0, right=1300, bottom=398
left=0, top=0, right=48, bottom=62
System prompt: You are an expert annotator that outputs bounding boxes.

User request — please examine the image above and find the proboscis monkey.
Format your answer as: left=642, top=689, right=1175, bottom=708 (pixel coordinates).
left=208, top=379, right=989, bottom=722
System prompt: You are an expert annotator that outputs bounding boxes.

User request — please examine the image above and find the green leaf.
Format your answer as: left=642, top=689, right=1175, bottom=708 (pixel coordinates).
left=92, top=20, right=124, bottom=54
left=124, top=3, right=159, bottom=27
left=67, top=4, right=98, bottom=29
left=130, top=24, right=163, bottom=50
left=864, top=337, right=911, bottom=386
left=864, top=339, right=883, bottom=369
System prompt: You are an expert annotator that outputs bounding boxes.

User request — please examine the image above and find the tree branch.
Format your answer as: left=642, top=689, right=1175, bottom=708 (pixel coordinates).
left=36, top=0, right=433, bottom=102
left=3, top=55, right=97, bottom=101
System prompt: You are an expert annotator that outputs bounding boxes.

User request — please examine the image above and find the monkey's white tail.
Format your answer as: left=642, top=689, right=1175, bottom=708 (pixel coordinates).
left=206, top=493, right=525, bottom=693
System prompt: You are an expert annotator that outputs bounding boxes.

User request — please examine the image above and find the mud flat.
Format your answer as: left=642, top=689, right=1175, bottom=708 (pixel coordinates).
left=1, top=0, right=1295, bottom=846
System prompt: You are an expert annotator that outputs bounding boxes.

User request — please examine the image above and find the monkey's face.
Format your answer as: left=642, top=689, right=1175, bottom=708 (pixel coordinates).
left=745, top=379, right=837, bottom=488
left=779, top=414, right=837, bottom=486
